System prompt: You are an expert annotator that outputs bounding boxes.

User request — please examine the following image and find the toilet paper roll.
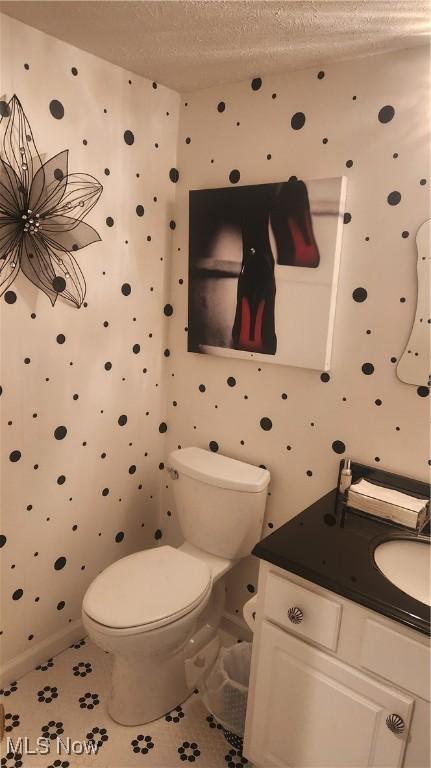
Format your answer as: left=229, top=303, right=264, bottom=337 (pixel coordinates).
left=243, top=594, right=258, bottom=632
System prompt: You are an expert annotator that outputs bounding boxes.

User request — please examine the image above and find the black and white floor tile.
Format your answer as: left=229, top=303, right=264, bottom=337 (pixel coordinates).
left=1, top=637, right=249, bottom=767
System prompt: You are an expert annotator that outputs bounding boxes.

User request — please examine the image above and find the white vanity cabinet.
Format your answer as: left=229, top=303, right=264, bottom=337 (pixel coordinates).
left=244, top=562, right=431, bottom=768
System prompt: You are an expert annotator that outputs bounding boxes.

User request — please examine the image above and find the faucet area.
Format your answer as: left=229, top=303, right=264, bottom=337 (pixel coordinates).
left=0, top=2, right=430, bottom=767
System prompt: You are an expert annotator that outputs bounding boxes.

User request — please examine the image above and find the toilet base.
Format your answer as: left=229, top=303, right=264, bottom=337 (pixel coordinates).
left=108, top=648, right=191, bottom=726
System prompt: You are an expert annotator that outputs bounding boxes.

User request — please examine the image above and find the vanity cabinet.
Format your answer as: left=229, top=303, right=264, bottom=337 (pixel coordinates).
left=244, top=563, right=430, bottom=768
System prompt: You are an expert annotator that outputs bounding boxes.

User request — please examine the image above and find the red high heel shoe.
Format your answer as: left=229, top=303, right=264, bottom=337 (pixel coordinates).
left=270, top=178, right=320, bottom=268
left=232, top=245, right=277, bottom=355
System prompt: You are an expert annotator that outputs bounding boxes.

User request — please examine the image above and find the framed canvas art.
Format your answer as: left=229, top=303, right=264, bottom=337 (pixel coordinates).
left=188, top=176, right=347, bottom=371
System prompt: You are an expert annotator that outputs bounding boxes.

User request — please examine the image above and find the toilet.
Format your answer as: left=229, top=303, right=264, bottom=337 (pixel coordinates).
left=82, top=447, right=270, bottom=726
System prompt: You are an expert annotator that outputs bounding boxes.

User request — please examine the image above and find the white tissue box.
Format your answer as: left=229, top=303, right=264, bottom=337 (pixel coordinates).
left=347, top=479, right=429, bottom=531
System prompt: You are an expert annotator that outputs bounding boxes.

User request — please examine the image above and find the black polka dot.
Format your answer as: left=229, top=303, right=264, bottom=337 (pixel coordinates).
left=129, top=465, right=136, bottom=474
left=124, top=130, right=134, bottom=145
left=199, top=384, right=206, bottom=392
left=164, top=304, right=173, bottom=316
left=118, top=415, right=127, bottom=426
left=387, top=191, right=401, bottom=206
left=104, top=361, right=112, bottom=371
left=71, top=67, right=78, bottom=76
left=227, top=377, right=236, bottom=387
left=101, top=488, right=109, bottom=496
left=352, top=287, right=367, bottom=302
left=52, top=276, right=66, bottom=293
left=54, top=556, right=66, bottom=570
left=54, top=426, right=67, bottom=440
left=317, top=71, right=325, bottom=79
left=115, top=531, right=124, bottom=543
left=169, top=168, right=179, bottom=183
left=402, top=231, right=409, bottom=239
left=260, top=417, right=272, bottom=431
left=332, top=440, right=346, bottom=454
left=9, top=450, right=21, bottom=462
left=57, top=601, right=65, bottom=610
left=417, top=386, right=429, bottom=397
left=378, top=105, right=395, bottom=123
left=419, top=178, right=427, bottom=185
left=217, top=101, right=225, bottom=112
left=56, top=333, right=66, bottom=344
left=291, top=112, right=306, bottom=130
left=106, top=216, right=114, bottom=227
left=0, top=100, right=11, bottom=117
left=320, top=372, right=330, bottom=383
left=4, top=290, right=17, bottom=304
left=159, top=422, right=167, bottom=433
left=229, top=169, right=240, bottom=184
left=57, top=475, right=66, bottom=484
left=136, top=205, right=144, bottom=217
left=251, top=77, right=262, bottom=91
left=344, top=212, right=352, bottom=224
left=362, top=362, right=374, bottom=375
left=121, top=283, right=131, bottom=296
left=0, top=534, right=6, bottom=548
left=49, top=100, right=64, bottom=119
left=209, top=441, right=219, bottom=452
left=132, top=344, right=140, bottom=354
left=346, top=159, right=353, bottom=168
left=12, top=589, right=23, bottom=600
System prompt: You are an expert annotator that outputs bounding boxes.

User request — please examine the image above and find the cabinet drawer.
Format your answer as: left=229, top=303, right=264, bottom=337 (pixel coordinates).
left=263, top=571, right=342, bottom=650
left=360, top=619, right=431, bottom=701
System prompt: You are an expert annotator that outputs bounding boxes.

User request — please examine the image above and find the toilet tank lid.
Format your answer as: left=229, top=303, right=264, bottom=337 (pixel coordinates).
left=168, top=447, right=270, bottom=493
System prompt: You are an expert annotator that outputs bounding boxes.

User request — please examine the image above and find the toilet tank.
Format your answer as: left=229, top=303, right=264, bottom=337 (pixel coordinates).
left=168, top=447, right=270, bottom=560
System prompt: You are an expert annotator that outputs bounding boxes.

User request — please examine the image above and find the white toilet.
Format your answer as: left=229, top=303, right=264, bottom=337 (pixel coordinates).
left=82, top=447, right=270, bottom=725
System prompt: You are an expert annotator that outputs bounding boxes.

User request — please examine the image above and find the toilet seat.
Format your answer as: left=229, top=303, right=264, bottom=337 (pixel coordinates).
left=83, top=545, right=212, bottom=632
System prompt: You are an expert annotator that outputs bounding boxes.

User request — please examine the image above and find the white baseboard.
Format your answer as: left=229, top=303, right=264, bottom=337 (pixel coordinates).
left=0, top=619, right=84, bottom=686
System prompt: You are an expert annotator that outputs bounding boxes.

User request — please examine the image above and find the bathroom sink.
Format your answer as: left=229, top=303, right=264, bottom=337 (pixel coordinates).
left=373, top=538, right=431, bottom=606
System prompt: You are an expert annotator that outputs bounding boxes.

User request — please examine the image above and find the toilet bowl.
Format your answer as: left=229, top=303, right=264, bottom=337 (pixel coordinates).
left=83, top=447, right=270, bottom=725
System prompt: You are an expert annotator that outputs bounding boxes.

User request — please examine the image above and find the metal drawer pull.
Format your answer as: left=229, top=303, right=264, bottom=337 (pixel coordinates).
left=386, top=714, right=405, bottom=734
left=287, top=606, right=304, bottom=624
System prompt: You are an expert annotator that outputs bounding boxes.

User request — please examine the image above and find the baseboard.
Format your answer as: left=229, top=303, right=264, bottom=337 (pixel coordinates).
left=221, top=610, right=253, bottom=643
left=0, top=619, right=84, bottom=686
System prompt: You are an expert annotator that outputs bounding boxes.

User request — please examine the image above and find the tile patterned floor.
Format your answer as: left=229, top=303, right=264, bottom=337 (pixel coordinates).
left=0, top=636, right=249, bottom=768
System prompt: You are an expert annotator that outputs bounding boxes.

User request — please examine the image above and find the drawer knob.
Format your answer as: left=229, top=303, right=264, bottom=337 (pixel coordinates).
left=386, top=714, right=405, bottom=734
left=287, top=606, right=304, bottom=624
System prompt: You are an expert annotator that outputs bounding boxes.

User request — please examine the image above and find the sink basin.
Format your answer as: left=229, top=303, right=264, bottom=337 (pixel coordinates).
left=374, top=538, right=431, bottom=606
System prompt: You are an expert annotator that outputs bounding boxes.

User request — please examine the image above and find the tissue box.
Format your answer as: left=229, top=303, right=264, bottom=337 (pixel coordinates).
left=347, top=478, right=429, bottom=531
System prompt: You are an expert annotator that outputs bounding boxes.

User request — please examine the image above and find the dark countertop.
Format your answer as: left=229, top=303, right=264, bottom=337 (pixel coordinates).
left=253, top=489, right=430, bottom=636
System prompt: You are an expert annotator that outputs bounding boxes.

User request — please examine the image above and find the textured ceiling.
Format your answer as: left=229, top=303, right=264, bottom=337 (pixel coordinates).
left=1, top=0, right=430, bottom=92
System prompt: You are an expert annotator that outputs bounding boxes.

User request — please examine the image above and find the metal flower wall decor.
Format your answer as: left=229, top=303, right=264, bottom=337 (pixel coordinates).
left=0, top=95, right=102, bottom=307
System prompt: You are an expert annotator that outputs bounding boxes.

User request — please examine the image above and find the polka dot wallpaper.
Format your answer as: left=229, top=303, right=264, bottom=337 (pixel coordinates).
left=0, top=15, right=180, bottom=668
left=0, top=13, right=430, bottom=670
left=161, top=45, right=430, bottom=620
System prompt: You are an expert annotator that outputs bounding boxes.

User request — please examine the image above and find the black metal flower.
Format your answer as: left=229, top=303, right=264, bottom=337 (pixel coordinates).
left=0, top=95, right=102, bottom=307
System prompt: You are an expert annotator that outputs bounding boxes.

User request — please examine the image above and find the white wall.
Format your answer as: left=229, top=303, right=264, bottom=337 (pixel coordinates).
left=163, top=45, right=430, bottom=619
left=0, top=14, right=179, bottom=670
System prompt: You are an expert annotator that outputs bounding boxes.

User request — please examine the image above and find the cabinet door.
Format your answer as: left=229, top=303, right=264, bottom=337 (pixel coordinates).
left=244, top=621, right=413, bottom=768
